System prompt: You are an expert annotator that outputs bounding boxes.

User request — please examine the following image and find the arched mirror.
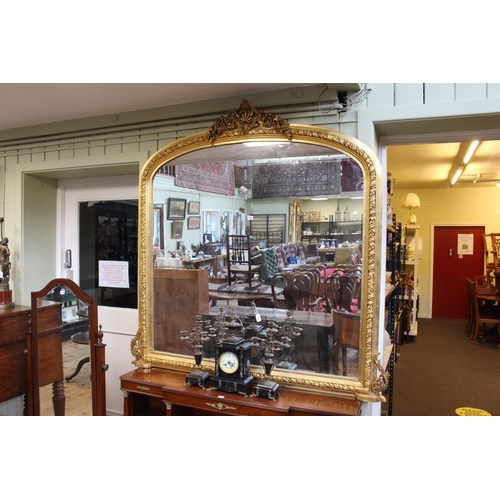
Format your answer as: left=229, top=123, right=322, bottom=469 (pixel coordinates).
left=27, top=278, right=107, bottom=415
left=131, top=100, right=385, bottom=401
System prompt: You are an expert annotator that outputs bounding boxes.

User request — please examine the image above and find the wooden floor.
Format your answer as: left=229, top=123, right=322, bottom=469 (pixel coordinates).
left=40, top=341, right=92, bottom=416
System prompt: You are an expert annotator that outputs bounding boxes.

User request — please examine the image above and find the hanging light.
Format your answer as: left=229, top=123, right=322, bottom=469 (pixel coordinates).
left=401, top=193, right=420, bottom=224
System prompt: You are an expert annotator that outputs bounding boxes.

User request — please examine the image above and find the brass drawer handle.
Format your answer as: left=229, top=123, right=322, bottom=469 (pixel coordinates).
left=206, top=402, right=236, bottom=411
left=136, top=385, right=150, bottom=391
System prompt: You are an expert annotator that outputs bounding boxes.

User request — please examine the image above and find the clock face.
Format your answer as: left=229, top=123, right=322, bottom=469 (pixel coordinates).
left=219, top=351, right=239, bottom=375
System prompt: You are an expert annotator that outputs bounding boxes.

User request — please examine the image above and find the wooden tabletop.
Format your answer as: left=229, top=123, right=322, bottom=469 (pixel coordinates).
left=208, top=282, right=279, bottom=302
left=120, top=368, right=361, bottom=416
left=476, top=286, right=500, bottom=302
left=202, top=304, right=332, bottom=328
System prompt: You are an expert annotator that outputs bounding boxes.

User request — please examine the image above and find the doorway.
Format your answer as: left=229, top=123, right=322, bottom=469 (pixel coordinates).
left=432, top=225, right=485, bottom=320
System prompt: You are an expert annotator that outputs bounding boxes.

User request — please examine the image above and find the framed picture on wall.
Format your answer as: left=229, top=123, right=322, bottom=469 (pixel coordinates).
left=188, top=216, right=201, bottom=230
left=188, top=201, right=200, bottom=215
left=167, top=198, right=187, bottom=220
left=308, top=211, right=320, bottom=222
left=171, top=221, right=183, bottom=239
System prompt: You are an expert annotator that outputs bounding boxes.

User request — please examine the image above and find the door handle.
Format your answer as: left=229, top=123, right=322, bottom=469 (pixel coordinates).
left=449, top=248, right=452, bottom=257
left=65, top=249, right=72, bottom=269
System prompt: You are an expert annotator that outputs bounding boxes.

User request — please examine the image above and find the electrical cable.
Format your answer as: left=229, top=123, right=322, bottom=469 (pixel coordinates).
left=317, top=86, right=342, bottom=114
left=317, top=83, right=371, bottom=115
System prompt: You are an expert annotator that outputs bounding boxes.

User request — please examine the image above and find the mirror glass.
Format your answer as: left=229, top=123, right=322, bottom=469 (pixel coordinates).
left=134, top=105, right=382, bottom=400
left=29, top=279, right=105, bottom=416
left=37, top=287, right=92, bottom=415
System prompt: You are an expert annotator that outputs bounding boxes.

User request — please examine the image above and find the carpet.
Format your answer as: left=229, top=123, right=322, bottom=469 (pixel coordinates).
left=387, top=318, right=500, bottom=416
left=252, top=160, right=341, bottom=199
left=176, top=161, right=235, bottom=196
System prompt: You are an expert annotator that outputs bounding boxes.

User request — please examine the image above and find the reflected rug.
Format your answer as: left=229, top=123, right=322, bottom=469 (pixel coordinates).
left=176, top=161, right=235, bottom=196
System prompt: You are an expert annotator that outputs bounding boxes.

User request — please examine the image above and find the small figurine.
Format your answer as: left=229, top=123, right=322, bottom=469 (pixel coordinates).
left=0, top=217, right=14, bottom=308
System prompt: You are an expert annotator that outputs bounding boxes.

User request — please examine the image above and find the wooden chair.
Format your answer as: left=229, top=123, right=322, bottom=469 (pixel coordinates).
left=323, top=268, right=361, bottom=314
left=332, top=309, right=360, bottom=376
left=483, top=233, right=500, bottom=287
left=223, top=234, right=261, bottom=290
left=296, top=264, right=326, bottom=303
left=271, top=270, right=323, bottom=312
left=467, top=278, right=500, bottom=344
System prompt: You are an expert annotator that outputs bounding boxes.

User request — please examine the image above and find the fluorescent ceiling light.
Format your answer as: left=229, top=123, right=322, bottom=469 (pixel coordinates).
left=450, top=166, right=464, bottom=186
left=310, top=197, right=328, bottom=200
left=463, top=140, right=480, bottom=164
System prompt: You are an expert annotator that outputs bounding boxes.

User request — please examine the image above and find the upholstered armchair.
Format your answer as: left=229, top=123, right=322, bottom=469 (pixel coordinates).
left=252, top=247, right=279, bottom=284
left=274, top=246, right=288, bottom=271
left=295, top=241, right=321, bottom=265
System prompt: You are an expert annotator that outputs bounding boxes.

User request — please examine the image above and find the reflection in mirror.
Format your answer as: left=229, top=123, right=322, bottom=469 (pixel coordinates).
left=153, top=204, right=165, bottom=249
left=202, top=210, right=220, bottom=243
left=28, top=278, right=106, bottom=416
left=151, top=143, right=365, bottom=379
left=135, top=102, right=384, bottom=401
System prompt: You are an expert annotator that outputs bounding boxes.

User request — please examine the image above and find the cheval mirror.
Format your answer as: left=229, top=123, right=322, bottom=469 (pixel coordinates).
left=131, top=100, right=386, bottom=402
left=27, top=278, right=107, bottom=416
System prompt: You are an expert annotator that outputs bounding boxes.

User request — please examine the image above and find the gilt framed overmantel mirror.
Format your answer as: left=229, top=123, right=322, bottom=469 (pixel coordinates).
left=131, top=100, right=386, bottom=402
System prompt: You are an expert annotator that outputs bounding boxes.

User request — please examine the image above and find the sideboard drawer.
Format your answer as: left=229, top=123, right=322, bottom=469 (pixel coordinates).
left=164, top=390, right=288, bottom=416
left=121, top=379, right=165, bottom=399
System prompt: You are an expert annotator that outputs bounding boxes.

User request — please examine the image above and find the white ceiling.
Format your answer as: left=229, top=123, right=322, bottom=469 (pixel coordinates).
left=388, top=140, right=500, bottom=190
left=1, top=83, right=499, bottom=189
left=0, top=83, right=314, bottom=131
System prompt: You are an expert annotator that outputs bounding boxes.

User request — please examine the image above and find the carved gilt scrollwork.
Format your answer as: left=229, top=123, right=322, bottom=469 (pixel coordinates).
left=371, top=354, right=389, bottom=396
left=207, top=99, right=293, bottom=142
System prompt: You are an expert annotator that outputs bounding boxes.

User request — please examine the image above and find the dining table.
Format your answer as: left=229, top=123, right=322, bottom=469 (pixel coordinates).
left=208, top=280, right=281, bottom=307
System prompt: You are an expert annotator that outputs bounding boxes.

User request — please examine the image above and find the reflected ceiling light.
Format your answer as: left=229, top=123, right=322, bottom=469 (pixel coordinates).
left=401, top=192, right=420, bottom=224
left=244, top=141, right=287, bottom=147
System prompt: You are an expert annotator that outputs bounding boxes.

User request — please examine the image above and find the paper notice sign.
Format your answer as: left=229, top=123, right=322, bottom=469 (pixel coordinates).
left=99, top=260, right=130, bottom=288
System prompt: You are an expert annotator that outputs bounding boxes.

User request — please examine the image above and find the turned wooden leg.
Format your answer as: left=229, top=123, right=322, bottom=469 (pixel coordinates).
left=52, top=381, right=66, bottom=416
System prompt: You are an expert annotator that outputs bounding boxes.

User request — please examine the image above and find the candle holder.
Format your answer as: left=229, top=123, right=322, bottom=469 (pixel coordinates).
left=277, top=311, right=302, bottom=370
left=252, top=321, right=282, bottom=400
left=181, top=315, right=211, bottom=388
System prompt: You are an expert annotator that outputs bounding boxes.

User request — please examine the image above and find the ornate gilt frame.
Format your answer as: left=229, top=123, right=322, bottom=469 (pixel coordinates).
left=131, top=100, right=385, bottom=402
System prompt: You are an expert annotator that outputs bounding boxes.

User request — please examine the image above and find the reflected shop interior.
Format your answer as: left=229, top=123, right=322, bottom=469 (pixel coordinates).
left=150, top=146, right=364, bottom=376
left=133, top=102, right=383, bottom=402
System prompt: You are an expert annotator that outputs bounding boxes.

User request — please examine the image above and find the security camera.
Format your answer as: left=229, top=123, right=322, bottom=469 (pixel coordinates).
left=239, top=186, right=249, bottom=194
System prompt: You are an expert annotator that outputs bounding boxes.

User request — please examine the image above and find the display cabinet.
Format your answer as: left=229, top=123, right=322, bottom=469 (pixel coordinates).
left=302, top=218, right=362, bottom=247
left=403, top=225, right=420, bottom=337
left=384, top=217, right=404, bottom=415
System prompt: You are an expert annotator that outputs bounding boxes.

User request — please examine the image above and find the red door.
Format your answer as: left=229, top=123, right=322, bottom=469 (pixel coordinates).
left=432, top=226, right=485, bottom=319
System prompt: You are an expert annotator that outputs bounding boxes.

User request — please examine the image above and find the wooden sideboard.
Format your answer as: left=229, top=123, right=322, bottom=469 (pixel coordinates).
left=153, top=268, right=210, bottom=353
left=0, top=302, right=64, bottom=414
left=120, top=368, right=361, bottom=416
